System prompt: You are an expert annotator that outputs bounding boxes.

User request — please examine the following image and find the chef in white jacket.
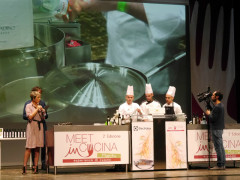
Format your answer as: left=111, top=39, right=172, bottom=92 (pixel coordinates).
left=118, top=85, right=142, bottom=123
left=140, top=83, right=161, bottom=115
left=105, top=4, right=185, bottom=94
left=163, top=86, right=182, bottom=114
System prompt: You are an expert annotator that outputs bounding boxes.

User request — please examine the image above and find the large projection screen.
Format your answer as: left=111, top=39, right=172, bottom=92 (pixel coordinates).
left=0, top=0, right=190, bottom=126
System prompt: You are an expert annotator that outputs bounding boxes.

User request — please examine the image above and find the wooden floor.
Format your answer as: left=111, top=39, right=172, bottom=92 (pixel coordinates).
left=1, top=164, right=240, bottom=180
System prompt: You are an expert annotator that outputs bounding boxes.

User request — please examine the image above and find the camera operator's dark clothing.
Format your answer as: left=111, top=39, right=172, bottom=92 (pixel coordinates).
left=208, top=102, right=225, bottom=167
left=208, top=103, right=224, bottom=130
left=211, top=129, right=225, bottom=167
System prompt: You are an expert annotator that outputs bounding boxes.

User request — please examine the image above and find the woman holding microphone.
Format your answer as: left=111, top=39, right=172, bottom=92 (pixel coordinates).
left=22, top=91, right=45, bottom=174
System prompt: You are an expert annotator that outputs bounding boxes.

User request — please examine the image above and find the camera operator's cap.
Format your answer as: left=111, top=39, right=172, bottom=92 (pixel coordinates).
left=145, top=83, right=153, bottom=94
left=126, top=85, right=134, bottom=96
left=166, top=86, right=176, bottom=97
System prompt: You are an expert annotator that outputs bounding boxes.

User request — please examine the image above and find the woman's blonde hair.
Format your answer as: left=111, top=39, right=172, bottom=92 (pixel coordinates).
left=30, top=91, right=41, bottom=100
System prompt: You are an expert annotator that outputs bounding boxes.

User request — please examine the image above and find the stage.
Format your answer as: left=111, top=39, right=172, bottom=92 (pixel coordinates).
left=1, top=164, right=240, bottom=180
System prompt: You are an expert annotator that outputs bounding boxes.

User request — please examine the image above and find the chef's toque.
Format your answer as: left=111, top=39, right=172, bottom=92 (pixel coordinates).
left=126, top=85, right=134, bottom=96
left=145, top=83, right=153, bottom=94
left=166, top=86, right=176, bottom=97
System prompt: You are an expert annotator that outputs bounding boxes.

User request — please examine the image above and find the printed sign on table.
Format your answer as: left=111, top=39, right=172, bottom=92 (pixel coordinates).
left=131, top=122, right=154, bottom=171
left=54, top=131, right=129, bottom=166
left=165, top=121, right=187, bottom=169
left=188, top=129, right=240, bottom=162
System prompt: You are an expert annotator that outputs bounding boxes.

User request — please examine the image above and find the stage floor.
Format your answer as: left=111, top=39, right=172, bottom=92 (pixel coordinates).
left=1, top=165, right=240, bottom=180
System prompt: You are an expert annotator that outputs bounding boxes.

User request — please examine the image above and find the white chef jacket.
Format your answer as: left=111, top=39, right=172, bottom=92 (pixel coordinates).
left=140, top=100, right=161, bottom=115
left=163, top=102, right=182, bottom=114
left=105, top=4, right=185, bottom=94
left=118, top=102, right=142, bottom=122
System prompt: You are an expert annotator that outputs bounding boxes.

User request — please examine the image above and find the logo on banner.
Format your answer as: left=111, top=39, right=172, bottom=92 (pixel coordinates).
left=64, top=133, right=118, bottom=158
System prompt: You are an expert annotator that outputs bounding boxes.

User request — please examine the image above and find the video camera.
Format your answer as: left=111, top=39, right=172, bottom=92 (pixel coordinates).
left=197, top=87, right=213, bottom=110
left=197, top=87, right=212, bottom=102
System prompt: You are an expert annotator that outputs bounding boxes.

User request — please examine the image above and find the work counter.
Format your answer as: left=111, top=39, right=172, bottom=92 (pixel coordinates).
left=46, top=115, right=187, bottom=174
left=187, top=123, right=240, bottom=165
left=52, top=125, right=130, bottom=174
left=45, top=121, right=240, bottom=174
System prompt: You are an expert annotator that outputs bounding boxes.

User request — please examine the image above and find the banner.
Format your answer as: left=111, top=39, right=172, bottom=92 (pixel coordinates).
left=131, top=122, right=154, bottom=171
left=188, top=129, right=240, bottom=162
left=54, top=131, right=129, bottom=166
left=165, top=121, right=187, bottom=169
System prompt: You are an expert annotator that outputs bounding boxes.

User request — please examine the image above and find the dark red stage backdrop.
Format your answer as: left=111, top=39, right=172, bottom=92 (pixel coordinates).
left=189, top=0, right=238, bottom=123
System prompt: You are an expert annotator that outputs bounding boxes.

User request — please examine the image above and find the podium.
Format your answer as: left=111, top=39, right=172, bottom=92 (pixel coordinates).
left=131, top=115, right=187, bottom=170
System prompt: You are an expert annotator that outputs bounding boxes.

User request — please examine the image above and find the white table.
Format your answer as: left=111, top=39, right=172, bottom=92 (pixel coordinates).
left=53, top=125, right=130, bottom=174
left=187, top=124, right=240, bottom=163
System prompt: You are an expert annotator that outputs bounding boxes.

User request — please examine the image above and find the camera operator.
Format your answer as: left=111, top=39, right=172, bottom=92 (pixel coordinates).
left=205, top=91, right=225, bottom=170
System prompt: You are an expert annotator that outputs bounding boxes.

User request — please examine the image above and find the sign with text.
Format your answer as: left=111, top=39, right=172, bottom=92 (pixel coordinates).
left=188, top=129, right=240, bottom=162
left=131, top=122, right=154, bottom=171
left=165, top=121, right=187, bottom=169
left=54, top=131, right=129, bottom=166
left=0, top=0, right=34, bottom=50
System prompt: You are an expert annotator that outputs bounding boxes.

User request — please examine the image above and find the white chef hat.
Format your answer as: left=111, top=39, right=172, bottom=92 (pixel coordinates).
left=166, top=86, right=176, bottom=97
left=145, top=83, right=153, bottom=94
left=126, top=85, right=134, bottom=96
